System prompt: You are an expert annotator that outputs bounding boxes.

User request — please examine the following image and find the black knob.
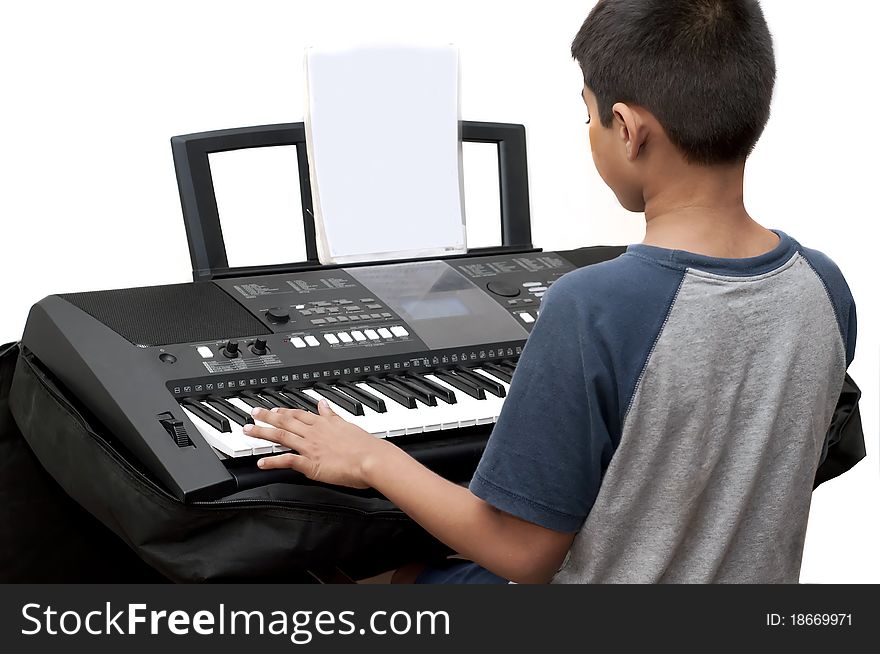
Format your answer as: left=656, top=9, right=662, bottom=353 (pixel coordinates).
left=266, top=307, right=290, bottom=324
left=486, top=281, right=520, bottom=298
left=222, top=340, right=240, bottom=358
left=158, top=352, right=177, bottom=364
left=251, top=338, right=269, bottom=356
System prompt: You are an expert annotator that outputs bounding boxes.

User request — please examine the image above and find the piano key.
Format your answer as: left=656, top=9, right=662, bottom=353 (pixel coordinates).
left=226, top=397, right=290, bottom=453
left=433, top=370, right=486, bottom=400
left=282, top=385, right=320, bottom=413
left=407, top=373, right=457, bottom=404
left=354, top=382, right=425, bottom=436
left=300, top=388, right=388, bottom=438
left=335, top=381, right=387, bottom=413
left=261, top=388, right=302, bottom=410
left=388, top=374, right=438, bottom=406
left=182, top=403, right=275, bottom=457
left=481, top=362, right=513, bottom=384
left=500, top=359, right=518, bottom=373
left=204, top=397, right=255, bottom=426
left=239, top=390, right=275, bottom=410
left=366, top=377, right=417, bottom=409
left=469, top=368, right=513, bottom=399
left=181, top=398, right=231, bottom=432
left=313, top=382, right=365, bottom=416
left=422, top=374, right=500, bottom=426
left=181, top=405, right=252, bottom=457
left=454, top=366, right=506, bottom=398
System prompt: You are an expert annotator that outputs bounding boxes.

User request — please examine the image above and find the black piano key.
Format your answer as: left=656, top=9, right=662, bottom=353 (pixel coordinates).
left=366, top=377, right=417, bottom=409
left=282, top=386, right=320, bottom=413
left=407, top=373, right=457, bottom=404
left=500, top=359, right=518, bottom=373
left=455, top=366, right=506, bottom=398
left=314, top=382, right=365, bottom=416
left=262, top=388, right=302, bottom=410
left=433, top=370, right=486, bottom=400
left=181, top=398, right=231, bottom=433
left=239, top=390, right=274, bottom=410
left=336, top=381, right=387, bottom=413
left=481, top=362, right=513, bottom=384
left=205, top=397, right=254, bottom=426
left=388, top=375, right=437, bottom=406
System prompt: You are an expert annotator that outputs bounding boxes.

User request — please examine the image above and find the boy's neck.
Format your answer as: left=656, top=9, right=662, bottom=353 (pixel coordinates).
left=641, top=160, right=779, bottom=259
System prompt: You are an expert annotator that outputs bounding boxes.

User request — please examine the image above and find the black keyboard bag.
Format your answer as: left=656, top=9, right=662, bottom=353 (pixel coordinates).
left=4, top=343, right=447, bottom=582
left=1, top=339, right=865, bottom=582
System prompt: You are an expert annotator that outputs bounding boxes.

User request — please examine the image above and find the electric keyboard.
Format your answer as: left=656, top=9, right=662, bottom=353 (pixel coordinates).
left=20, top=247, right=623, bottom=502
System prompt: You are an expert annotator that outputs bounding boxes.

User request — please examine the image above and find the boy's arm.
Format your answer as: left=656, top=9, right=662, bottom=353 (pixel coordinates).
left=247, top=403, right=575, bottom=584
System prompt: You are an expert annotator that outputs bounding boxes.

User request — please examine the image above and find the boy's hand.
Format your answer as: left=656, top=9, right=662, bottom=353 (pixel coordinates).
left=243, top=401, right=388, bottom=489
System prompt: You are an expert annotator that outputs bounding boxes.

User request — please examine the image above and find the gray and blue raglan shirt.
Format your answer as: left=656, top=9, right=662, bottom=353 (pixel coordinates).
left=470, top=231, right=856, bottom=583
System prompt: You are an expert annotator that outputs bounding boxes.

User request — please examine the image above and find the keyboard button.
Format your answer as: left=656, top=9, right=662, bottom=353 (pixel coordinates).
left=351, top=330, right=367, bottom=342
left=390, top=325, right=409, bottom=337
left=377, top=328, right=393, bottom=339
left=304, top=335, right=320, bottom=347
left=197, top=346, right=214, bottom=359
left=364, top=329, right=380, bottom=340
left=519, top=312, right=535, bottom=324
left=337, top=332, right=354, bottom=343
left=290, top=337, right=307, bottom=349
left=324, top=334, right=340, bottom=345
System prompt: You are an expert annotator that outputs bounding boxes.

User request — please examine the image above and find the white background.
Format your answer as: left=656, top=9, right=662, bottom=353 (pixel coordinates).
left=1, top=0, right=877, bottom=583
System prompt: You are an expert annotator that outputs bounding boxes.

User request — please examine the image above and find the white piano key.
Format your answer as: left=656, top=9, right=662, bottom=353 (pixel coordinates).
left=226, top=397, right=290, bottom=453
left=424, top=374, right=500, bottom=426
left=299, top=387, right=388, bottom=438
left=181, top=406, right=255, bottom=458
left=196, top=399, right=276, bottom=456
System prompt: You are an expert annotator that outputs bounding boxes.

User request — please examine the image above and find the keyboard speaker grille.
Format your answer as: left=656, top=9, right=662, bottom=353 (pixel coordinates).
left=60, top=282, right=270, bottom=346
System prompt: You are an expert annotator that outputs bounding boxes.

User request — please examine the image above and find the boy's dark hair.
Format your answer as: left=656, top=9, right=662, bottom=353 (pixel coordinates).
left=572, top=0, right=776, bottom=165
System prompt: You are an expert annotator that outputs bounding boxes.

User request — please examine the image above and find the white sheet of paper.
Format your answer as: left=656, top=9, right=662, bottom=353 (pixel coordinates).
left=304, top=44, right=466, bottom=264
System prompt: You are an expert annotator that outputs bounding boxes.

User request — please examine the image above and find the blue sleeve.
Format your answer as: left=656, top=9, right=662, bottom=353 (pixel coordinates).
left=468, top=276, right=616, bottom=533
left=799, top=246, right=857, bottom=366
left=468, top=254, right=686, bottom=533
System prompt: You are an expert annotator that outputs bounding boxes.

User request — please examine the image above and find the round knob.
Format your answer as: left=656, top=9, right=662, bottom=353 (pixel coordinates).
left=251, top=338, right=269, bottom=356
left=158, top=352, right=177, bottom=364
left=486, top=281, right=520, bottom=298
left=222, top=340, right=240, bottom=358
left=266, top=307, right=290, bottom=324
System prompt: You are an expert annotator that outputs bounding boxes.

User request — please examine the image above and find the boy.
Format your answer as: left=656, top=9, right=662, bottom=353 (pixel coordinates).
left=244, top=0, right=857, bottom=583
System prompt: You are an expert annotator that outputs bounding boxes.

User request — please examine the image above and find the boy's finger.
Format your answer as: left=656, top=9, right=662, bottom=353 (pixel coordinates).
left=251, top=406, right=314, bottom=431
left=317, top=398, right=335, bottom=418
left=243, top=423, right=306, bottom=449
left=257, top=453, right=310, bottom=472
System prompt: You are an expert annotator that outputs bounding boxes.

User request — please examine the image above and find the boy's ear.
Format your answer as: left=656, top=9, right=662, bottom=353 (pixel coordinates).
left=611, top=102, right=648, bottom=162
